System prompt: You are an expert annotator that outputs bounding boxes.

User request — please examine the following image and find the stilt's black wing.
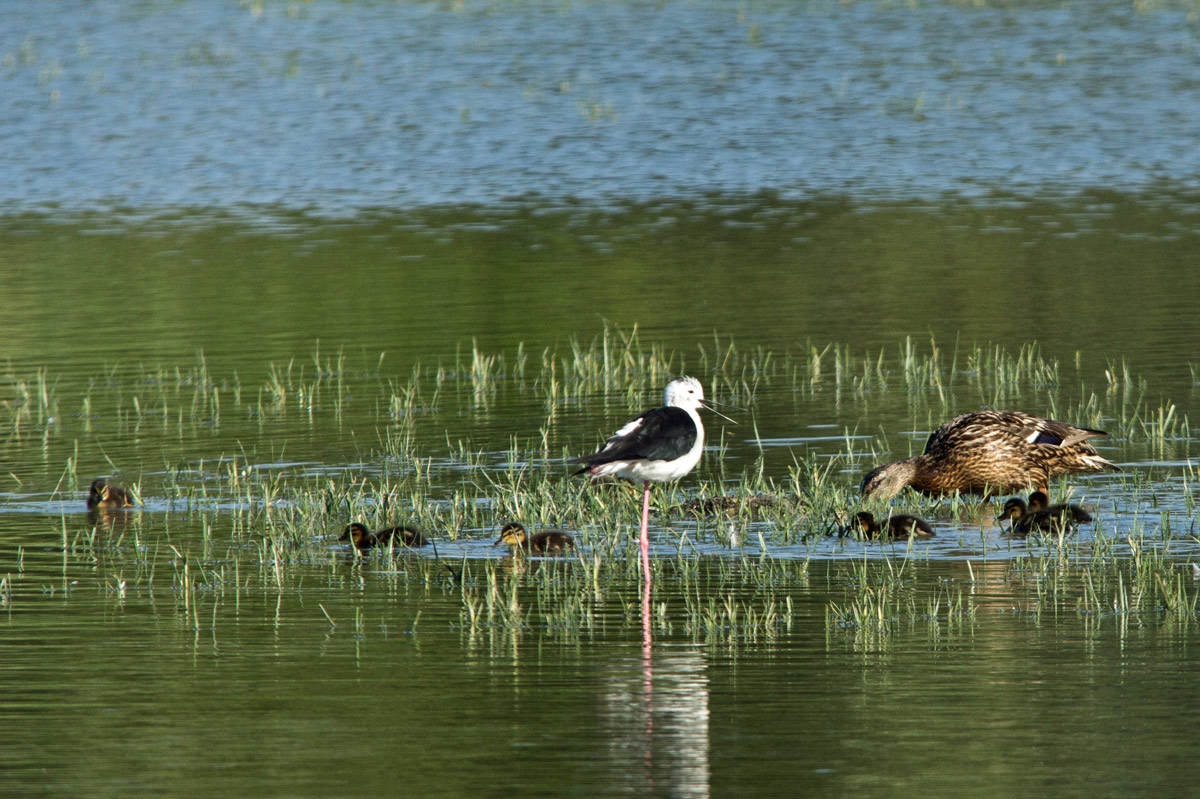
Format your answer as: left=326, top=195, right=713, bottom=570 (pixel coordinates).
left=571, top=407, right=697, bottom=472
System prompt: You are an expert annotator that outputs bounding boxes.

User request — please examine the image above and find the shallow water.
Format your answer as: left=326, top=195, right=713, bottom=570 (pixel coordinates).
left=4, top=0, right=1200, bottom=796
left=3, top=518, right=1200, bottom=798
left=4, top=200, right=1199, bottom=796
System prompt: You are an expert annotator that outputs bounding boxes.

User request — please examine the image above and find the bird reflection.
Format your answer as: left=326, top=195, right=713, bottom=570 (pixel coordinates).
left=598, top=586, right=711, bottom=798
left=86, top=507, right=128, bottom=534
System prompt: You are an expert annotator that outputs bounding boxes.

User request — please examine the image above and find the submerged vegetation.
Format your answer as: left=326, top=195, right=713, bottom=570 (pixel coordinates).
left=1, top=329, right=1198, bottom=649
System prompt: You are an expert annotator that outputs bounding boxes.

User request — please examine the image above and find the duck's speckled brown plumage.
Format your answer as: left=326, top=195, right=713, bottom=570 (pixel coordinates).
left=846, top=511, right=935, bottom=541
left=339, top=522, right=428, bottom=550
left=87, top=478, right=135, bottom=510
left=493, top=522, right=575, bottom=555
left=860, top=410, right=1120, bottom=500
left=997, top=494, right=1092, bottom=535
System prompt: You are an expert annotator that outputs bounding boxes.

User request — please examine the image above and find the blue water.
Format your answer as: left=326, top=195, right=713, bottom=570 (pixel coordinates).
left=3, top=0, right=1198, bottom=212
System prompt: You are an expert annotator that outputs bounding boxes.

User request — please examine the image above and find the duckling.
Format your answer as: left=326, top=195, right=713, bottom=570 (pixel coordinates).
left=860, top=410, right=1119, bottom=500
left=86, top=478, right=135, bottom=510
left=1027, top=490, right=1051, bottom=512
left=339, top=522, right=428, bottom=551
left=1025, top=490, right=1092, bottom=523
left=997, top=496, right=1091, bottom=535
left=493, top=522, right=575, bottom=555
left=845, top=511, right=935, bottom=541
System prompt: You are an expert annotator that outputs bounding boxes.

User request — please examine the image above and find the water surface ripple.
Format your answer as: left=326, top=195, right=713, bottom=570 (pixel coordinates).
left=3, top=0, right=1199, bottom=211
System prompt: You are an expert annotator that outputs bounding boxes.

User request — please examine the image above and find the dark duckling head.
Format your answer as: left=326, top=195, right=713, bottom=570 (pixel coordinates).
left=87, top=478, right=134, bottom=510
left=87, top=478, right=107, bottom=508
left=340, top=522, right=377, bottom=550
left=997, top=498, right=1029, bottom=524
left=850, top=511, right=881, bottom=537
left=494, top=522, right=528, bottom=548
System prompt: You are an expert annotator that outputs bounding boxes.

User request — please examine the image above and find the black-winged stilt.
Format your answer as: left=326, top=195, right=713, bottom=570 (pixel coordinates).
left=570, top=376, right=733, bottom=579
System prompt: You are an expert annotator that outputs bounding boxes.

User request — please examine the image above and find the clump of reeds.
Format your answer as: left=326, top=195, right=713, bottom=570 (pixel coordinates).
left=2, top=330, right=1197, bottom=650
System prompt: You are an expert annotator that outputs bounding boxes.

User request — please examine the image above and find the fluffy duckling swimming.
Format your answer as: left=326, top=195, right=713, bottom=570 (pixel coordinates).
left=339, top=522, right=428, bottom=551
left=1025, top=490, right=1093, bottom=521
left=997, top=495, right=1092, bottom=535
left=860, top=410, right=1119, bottom=500
left=493, top=522, right=575, bottom=555
left=86, top=478, right=135, bottom=510
left=845, top=511, right=935, bottom=541
left=1027, top=490, right=1051, bottom=512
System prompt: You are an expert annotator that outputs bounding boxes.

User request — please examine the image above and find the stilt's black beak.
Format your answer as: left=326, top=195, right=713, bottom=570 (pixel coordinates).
left=700, top=398, right=741, bottom=424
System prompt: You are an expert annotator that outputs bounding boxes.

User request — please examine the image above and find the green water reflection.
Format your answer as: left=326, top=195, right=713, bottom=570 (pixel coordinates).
left=1, top=193, right=1199, bottom=797
left=2, top=518, right=1199, bottom=797
left=3, top=193, right=1198, bottom=389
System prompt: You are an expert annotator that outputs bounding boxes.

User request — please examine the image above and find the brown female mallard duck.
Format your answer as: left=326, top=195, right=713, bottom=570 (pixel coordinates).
left=844, top=511, right=935, bottom=541
left=997, top=494, right=1092, bottom=534
left=87, top=478, right=135, bottom=510
left=339, top=522, right=428, bottom=551
left=860, top=410, right=1119, bottom=500
left=493, top=522, right=575, bottom=555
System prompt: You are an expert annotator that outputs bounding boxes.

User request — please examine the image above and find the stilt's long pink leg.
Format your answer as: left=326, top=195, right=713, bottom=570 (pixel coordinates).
left=642, top=552, right=652, bottom=656
left=640, top=534, right=654, bottom=772
left=640, top=480, right=653, bottom=662
left=640, top=480, right=652, bottom=588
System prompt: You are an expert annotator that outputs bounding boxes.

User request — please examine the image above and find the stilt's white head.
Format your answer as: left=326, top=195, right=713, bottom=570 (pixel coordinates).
left=665, top=376, right=740, bottom=423
left=664, top=376, right=705, bottom=410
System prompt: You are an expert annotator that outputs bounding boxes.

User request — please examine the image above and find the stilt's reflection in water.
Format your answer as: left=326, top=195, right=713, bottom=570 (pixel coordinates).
left=598, top=576, right=710, bottom=798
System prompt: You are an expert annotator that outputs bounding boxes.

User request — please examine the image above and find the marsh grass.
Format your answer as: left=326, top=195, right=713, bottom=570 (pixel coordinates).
left=1, top=365, right=59, bottom=432
left=1, top=330, right=1198, bottom=647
